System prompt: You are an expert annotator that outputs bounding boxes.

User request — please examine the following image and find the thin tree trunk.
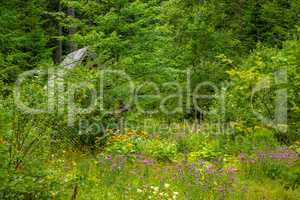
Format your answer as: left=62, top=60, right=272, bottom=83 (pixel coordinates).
left=55, top=3, right=63, bottom=64
left=67, top=7, right=77, bottom=51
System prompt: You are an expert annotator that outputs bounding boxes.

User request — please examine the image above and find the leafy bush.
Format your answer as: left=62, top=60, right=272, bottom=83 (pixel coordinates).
left=241, top=158, right=288, bottom=180
left=222, top=128, right=279, bottom=155
left=176, top=133, right=207, bottom=153
left=212, top=39, right=300, bottom=143
left=104, top=130, right=148, bottom=155
left=281, top=160, right=300, bottom=189
left=143, top=139, right=177, bottom=162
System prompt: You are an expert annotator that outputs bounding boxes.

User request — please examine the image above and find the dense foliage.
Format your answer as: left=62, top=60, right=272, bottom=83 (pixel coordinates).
left=1, top=0, right=300, bottom=199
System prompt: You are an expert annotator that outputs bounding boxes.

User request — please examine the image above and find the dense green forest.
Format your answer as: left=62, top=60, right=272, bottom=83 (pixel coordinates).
left=1, top=0, right=300, bottom=199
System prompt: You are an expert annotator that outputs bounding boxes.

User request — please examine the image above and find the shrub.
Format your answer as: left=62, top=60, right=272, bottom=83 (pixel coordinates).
left=143, top=139, right=177, bottom=162
left=211, top=39, right=300, bottom=143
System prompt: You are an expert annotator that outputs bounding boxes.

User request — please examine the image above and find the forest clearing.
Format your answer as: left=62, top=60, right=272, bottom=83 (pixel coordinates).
left=1, top=0, right=300, bottom=199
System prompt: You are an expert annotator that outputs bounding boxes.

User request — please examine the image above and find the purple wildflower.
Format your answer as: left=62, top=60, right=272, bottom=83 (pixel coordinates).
left=143, top=159, right=153, bottom=165
left=178, top=168, right=184, bottom=176
left=218, top=186, right=225, bottom=193
left=206, top=164, right=215, bottom=174
left=239, top=153, right=247, bottom=161
left=106, top=155, right=113, bottom=160
left=256, top=146, right=298, bottom=161
left=229, top=176, right=235, bottom=183
left=227, top=167, right=238, bottom=174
